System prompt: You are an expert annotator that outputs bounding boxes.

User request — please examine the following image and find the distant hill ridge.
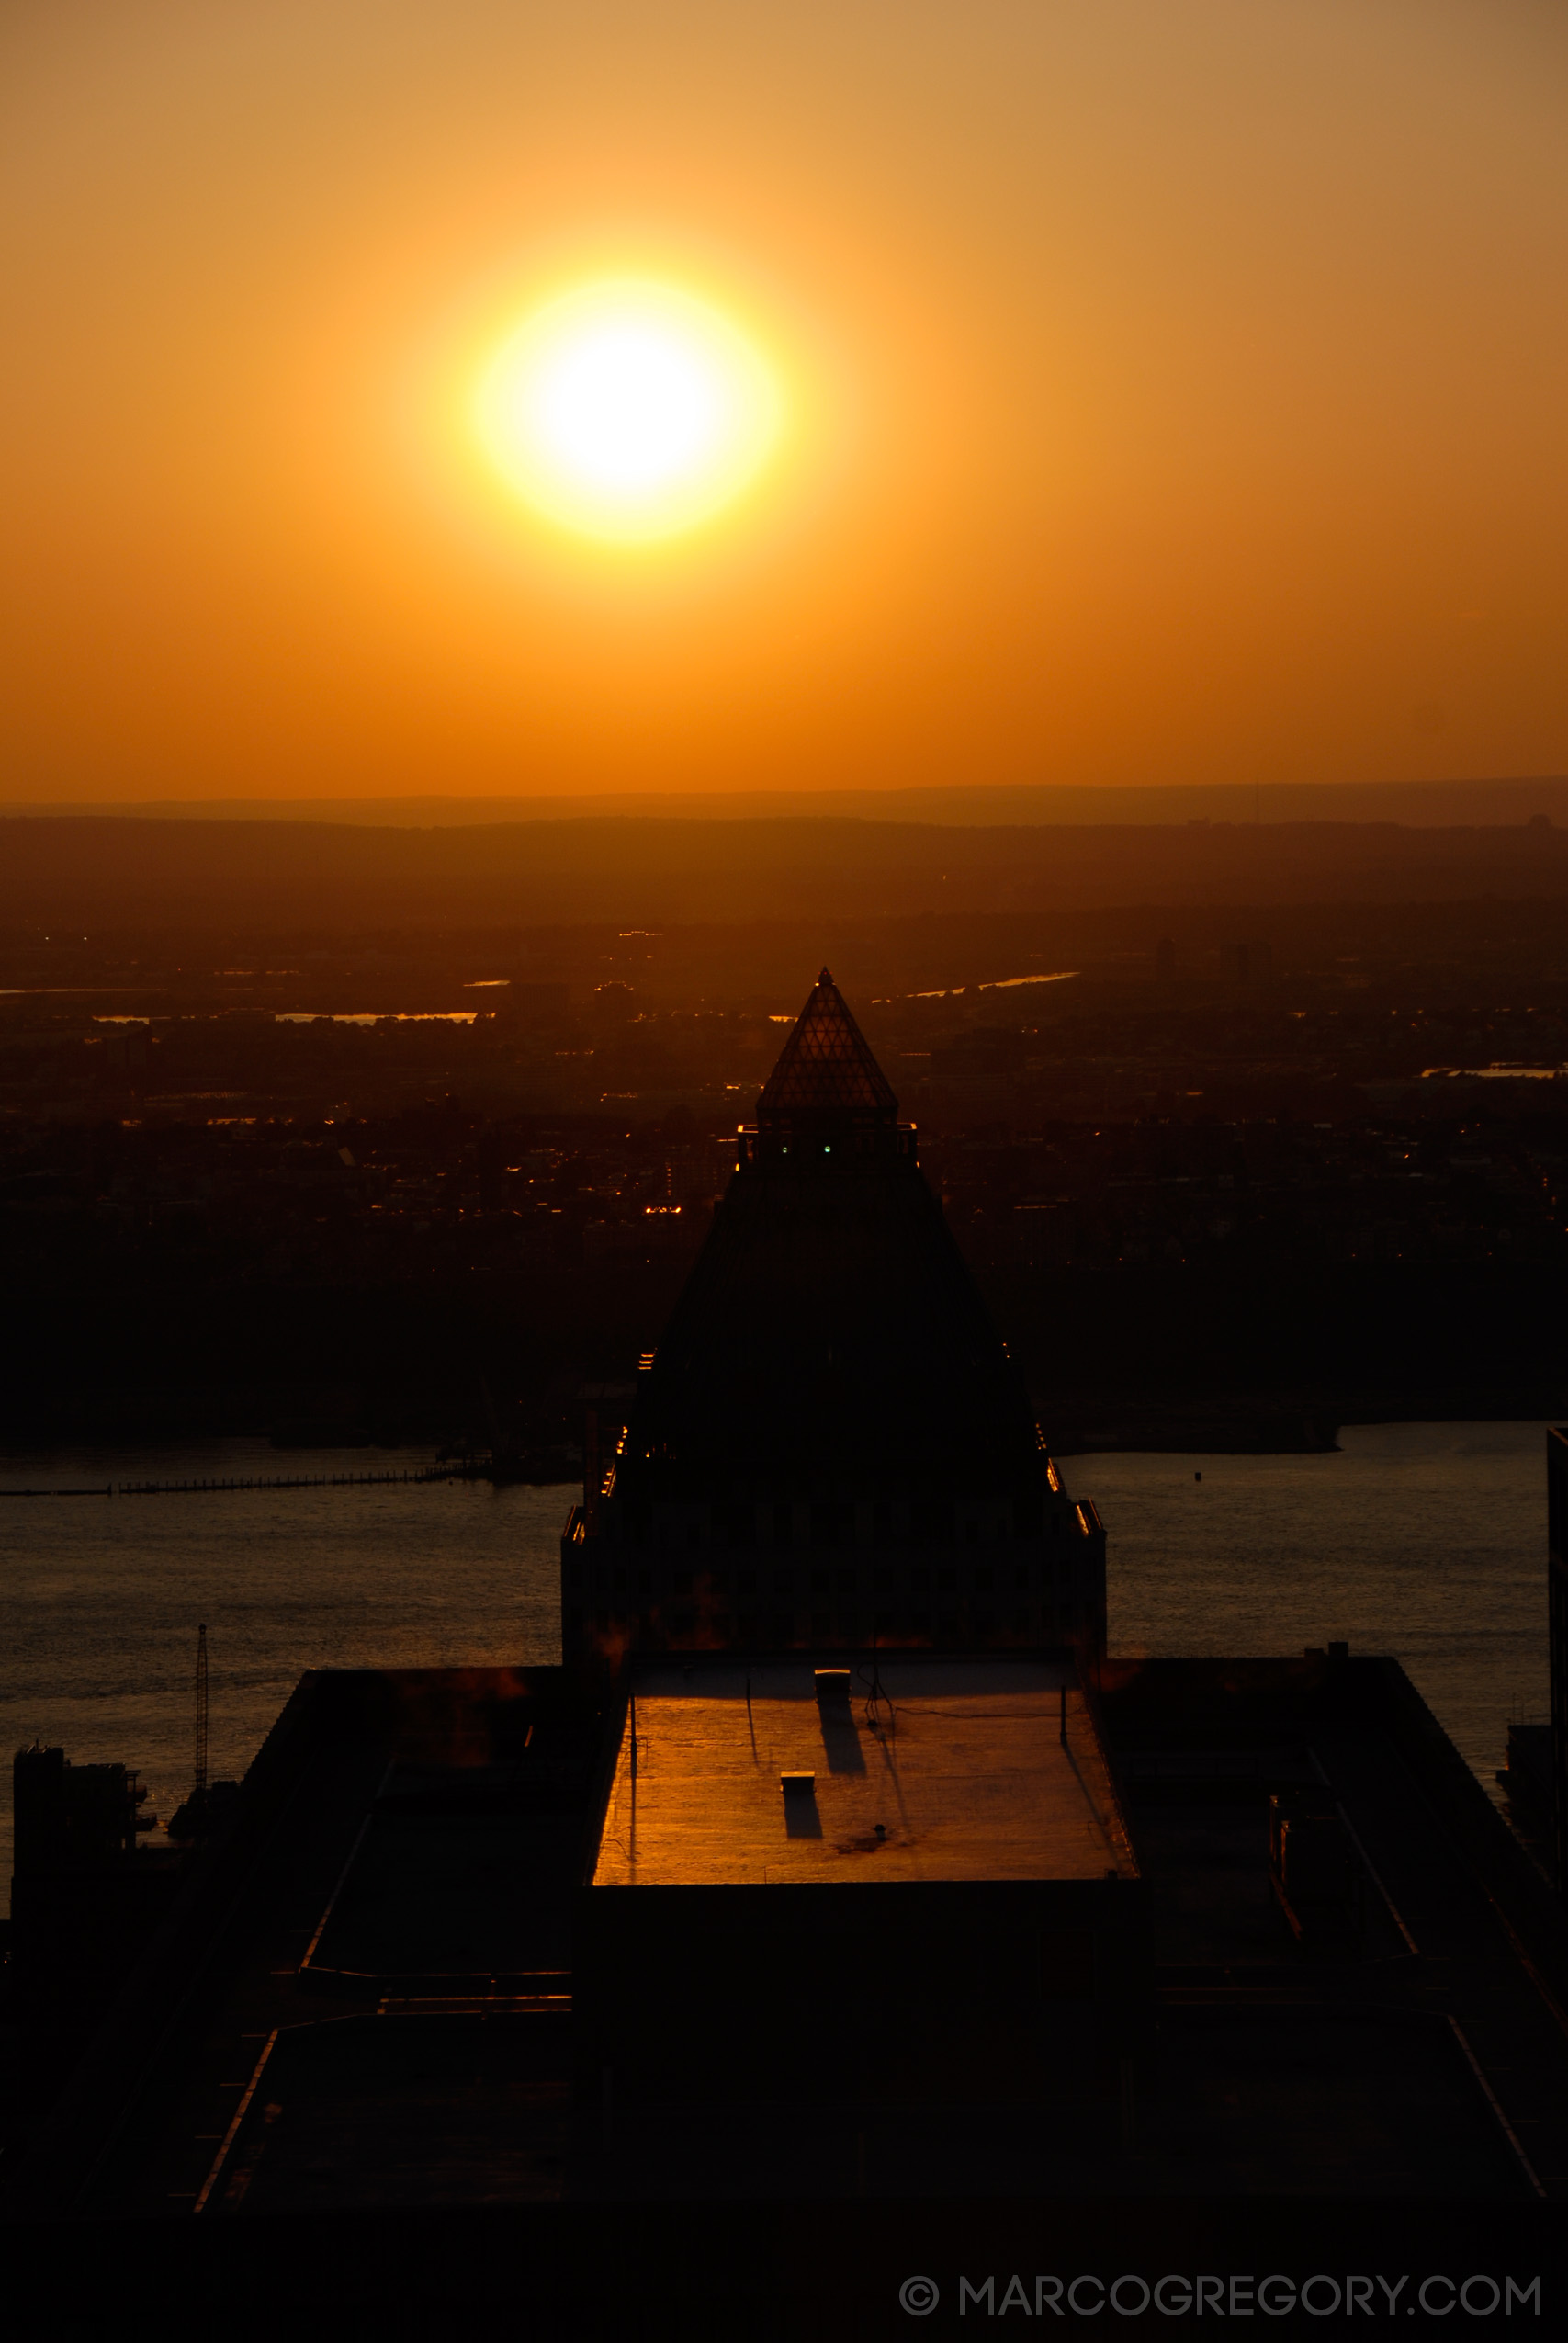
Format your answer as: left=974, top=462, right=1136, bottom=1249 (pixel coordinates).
left=5, top=809, right=1568, bottom=923
left=4, top=775, right=1568, bottom=830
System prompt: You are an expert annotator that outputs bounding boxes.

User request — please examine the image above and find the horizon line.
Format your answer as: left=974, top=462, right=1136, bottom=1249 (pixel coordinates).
left=4, top=773, right=1568, bottom=832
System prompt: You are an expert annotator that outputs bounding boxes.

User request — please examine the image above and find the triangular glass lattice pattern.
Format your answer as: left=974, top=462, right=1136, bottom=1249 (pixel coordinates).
left=756, top=968, right=899, bottom=1121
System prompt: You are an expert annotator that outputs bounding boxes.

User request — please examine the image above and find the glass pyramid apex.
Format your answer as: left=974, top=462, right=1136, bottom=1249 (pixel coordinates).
left=755, top=968, right=899, bottom=1123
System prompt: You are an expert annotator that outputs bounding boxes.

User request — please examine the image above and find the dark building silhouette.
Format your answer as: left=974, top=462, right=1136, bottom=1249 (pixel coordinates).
left=9, top=1744, right=178, bottom=2046
left=496, top=979, right=570, bottom=1025
left=561, top=969, right=1105, bottom=1667
left=1550, top=1426, right=1568, bottom=1887
left=1224, top=938, right=1273, bottom=984
left=13, top=1743, right=151, bottom=1874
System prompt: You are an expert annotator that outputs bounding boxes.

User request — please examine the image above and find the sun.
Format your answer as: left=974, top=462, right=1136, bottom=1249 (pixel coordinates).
left=474, top=279, right=783, bottom=544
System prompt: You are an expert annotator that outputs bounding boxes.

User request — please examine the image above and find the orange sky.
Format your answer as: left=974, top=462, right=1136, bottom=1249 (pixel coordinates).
left=2, top=0, right=1566, bottom=803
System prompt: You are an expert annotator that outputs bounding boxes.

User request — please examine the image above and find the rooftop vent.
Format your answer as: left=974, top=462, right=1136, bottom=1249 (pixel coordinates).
left=780, top=1771, right=817, bottom=1798
left=814, top=1669, right=852, bottom=1709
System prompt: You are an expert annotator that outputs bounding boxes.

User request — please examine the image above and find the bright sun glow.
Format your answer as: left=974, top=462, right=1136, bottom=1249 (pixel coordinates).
left=474, top=279, right=783, bottom=544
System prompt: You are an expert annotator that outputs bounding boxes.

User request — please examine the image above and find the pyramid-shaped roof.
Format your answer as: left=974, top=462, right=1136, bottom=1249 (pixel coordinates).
left=614, top=969, right=1050, bottom=1496
left=755, top=968, right=898, bottom=1124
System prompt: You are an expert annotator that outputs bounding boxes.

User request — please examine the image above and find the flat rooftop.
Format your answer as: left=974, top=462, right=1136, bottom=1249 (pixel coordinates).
left=590, top=1657, right=1138, bottom=1887
left=12, top=1655, right=1568, bottom=2217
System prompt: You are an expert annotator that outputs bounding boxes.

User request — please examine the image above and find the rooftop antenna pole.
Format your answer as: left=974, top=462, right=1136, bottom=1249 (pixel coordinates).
left=195, top=1624, right=209, bottom=1800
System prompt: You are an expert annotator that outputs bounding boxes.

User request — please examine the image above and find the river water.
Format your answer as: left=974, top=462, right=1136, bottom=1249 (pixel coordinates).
left=0, top=1422, right=1551, bottom=1904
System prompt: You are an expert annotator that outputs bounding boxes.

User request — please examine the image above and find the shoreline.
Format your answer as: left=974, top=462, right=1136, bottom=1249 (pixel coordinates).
left=1050, top=1395, right=1565, bottom=1456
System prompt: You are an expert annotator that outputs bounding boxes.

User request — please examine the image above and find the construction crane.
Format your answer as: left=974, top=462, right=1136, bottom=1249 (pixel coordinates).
left=194, top=1622, right=209, bottom=1801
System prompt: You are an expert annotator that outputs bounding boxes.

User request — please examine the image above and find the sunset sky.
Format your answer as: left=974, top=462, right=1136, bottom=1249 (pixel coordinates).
left=3, top=0, right=1565, bottom=804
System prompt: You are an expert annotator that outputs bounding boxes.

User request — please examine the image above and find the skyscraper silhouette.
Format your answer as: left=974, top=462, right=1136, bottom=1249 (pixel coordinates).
left=562, top=969, right=1105, bottom=1663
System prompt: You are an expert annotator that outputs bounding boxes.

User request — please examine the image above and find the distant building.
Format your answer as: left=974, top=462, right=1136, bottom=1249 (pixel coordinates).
left=101, top=1024, right=149, bottom=1077
left=1549, top=1426, right=1568, bottom=1887
left=10, top=1744, right=177, bottom=2039
left=12, top=1744, right=151, bottom=1873
left=661, top=1134, right=740, bottom=1204
left=561, top=969, right=1105, bottom=1669
left=496, top=980, right=570, bottom=1024
left=1224, top=939, right=1273, bottom=984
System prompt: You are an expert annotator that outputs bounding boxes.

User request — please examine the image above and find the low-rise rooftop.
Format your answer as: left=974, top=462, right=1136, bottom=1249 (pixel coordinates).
left=12, top=1654, right=1568, bottom=2223
left=590, top=1656, right=1137, bottom=1887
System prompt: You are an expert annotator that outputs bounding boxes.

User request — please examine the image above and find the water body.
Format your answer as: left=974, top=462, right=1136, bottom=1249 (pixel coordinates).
left=1083, top=1421, right=1551, bottom=1797
left=0, top=1423, right=1551, bottom=1905
left=0, top=1446, right=568, bottom=1900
